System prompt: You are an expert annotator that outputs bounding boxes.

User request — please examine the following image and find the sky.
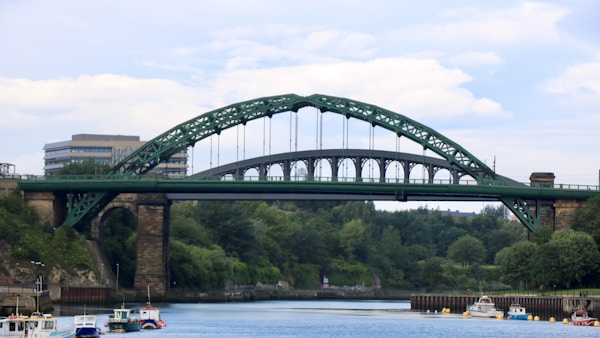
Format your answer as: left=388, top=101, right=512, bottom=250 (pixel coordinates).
left=1, top=0, right=599, bottom=213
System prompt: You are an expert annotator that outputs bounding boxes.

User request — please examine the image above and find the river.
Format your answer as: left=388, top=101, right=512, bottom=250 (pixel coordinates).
left=54, top=300, right=600, bottom=337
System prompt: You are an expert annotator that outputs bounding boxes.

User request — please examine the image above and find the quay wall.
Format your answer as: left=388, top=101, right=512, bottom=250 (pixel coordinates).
left=411, top=294, right=599, bottom=320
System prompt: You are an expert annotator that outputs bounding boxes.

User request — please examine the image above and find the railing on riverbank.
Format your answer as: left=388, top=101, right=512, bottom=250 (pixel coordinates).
left=411, top=293, right=600, bottom=320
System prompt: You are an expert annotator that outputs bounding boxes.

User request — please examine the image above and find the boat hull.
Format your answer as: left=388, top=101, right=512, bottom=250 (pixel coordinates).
left=507, top=313, right=530, bottom=320
left=571, top=319, right=597, bottom=326
left=74, top=326, right=101, bottom=338
left=141, top=319, right=166, bottom=329
left=108, top=320, right=142, bottom=332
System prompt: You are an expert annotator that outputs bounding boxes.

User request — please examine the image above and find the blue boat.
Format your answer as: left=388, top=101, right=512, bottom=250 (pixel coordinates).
left=74, top=314, right=102, bottom=338
left=106, top=304, right=142, bottom=333
left=507, top=304, right=531, bottom=320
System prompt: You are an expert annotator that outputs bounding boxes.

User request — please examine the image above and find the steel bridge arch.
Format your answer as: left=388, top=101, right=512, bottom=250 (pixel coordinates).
left=63, top=94, right=539, bottom=231
left=190, top=149, right=472, bottom=183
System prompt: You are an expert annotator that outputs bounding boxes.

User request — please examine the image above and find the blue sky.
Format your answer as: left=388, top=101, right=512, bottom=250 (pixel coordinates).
left=1, top=1, right=599, bottom=212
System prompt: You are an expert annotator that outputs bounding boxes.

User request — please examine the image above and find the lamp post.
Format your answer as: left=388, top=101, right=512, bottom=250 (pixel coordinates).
left=100, top=263, right=104, bottom=286
left=116, top=263, right=119, bottom=294
left=30, top=261, right=45, bottom=290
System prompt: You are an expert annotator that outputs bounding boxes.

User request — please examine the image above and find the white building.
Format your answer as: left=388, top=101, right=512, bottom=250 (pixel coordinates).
left=43, top=134, right=187, bottom=177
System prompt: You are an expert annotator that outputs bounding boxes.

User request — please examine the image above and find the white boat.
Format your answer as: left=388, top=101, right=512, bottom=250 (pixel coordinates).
left=570, top=308, right=598, bottom=326
left=466, top=296, right=504, bottom=318
left=139, top=286, right=166, bottom=330
left=0, top=313, right=75, bottom=338
left=73, top=314, right=101, bottom=337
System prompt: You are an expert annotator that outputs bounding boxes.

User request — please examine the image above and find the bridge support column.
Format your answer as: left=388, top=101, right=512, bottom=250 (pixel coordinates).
left=554, top=199, right=587, bottom=230
left=23, top=191, right=66, bottom=228
left=134, top=195, right=170, bottom=297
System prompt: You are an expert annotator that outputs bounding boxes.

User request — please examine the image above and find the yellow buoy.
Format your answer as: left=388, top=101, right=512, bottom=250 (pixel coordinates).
left=445, top=308, right=451, bottom=313
left=534, top=316, right=540, bottom=321
left=528, top=315, right=533, bottom=321
left=594, top=320, right=599, bottom=327
left=496, top=313, right=503, bottom=319
left=463, top=311, right=470, bottom=317
left=562, top=318, right=569, bottom=324
left=549, top=317, right=555, bottom=323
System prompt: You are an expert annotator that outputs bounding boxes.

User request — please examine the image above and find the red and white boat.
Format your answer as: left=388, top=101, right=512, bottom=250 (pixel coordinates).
left=570, top=308, right=598, bottom=326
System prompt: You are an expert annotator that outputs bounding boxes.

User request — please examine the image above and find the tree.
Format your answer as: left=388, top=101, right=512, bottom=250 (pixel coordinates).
left=58, top=159, right=111, bottom=175
left=531, top=229, right=600, bottom=289
left=421, top=257, right=446, bottom=289
left=339, top=219, right=366, bottom=259
left=447, top=235, right=486, bottom=266
left=498, top=241, right=536, bottom=288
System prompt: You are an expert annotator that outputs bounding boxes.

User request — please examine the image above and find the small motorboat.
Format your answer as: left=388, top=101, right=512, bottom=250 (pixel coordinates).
left=105, top=303, right=142, bottom=333
left=570, top=308, right=598, bottom=326
left=74, top=314, right=102, bottom=337
left=507, top=304, right=530, bottom=320
left=465, top=296, right=504, bottom=318
left=139, top=285, right=166, bottom=329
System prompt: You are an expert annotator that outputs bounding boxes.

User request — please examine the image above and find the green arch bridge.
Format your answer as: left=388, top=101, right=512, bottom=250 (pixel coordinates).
left=18, top=94, right=600, bottom=232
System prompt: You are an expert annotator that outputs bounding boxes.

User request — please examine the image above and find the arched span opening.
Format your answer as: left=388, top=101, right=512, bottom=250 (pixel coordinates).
left=384, top=160, right=406, bottom=184
left=290, top=161, right=309, bottom=181
left=314, top=158, right=333, bottom=181
left=361, top=159, right=381, bottom=183
left=244, top=168, right=260, bottom=181
left=433, top=168, right=453, bottom=184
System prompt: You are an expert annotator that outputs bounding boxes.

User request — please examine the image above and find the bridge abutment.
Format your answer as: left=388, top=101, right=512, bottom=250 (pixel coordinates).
left=23, top=191, right=66, bottom=227
left=134, top=195, right=170, bottom=297
left=528, top=172, right=587, bottom=230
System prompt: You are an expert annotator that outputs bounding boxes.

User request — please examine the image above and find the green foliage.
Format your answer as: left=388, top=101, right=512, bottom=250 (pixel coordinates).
left=57, top=159, right=112, bottom=176
left=0, top=192, right=94, bottom=280
left=531, top=226, right=553, bottom=244
left=531, top=229, right=600, bottom=289
left=498, top=241, right=537, bottom=288
left=447, top=235, right=486, bottom=266
left=100, top=208, right=138, bottom=288
left=328, top=260, right=373, bottom=287
left=339, top=219, right=367, bottom=259
left=571, top=195, right=600, bottom=247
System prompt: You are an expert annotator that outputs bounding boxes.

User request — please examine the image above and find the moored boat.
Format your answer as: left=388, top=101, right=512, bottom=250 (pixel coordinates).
left=507, top=304, right=530, bottom=320
left=1, top=312, right=75, bottom=338
left=139, top=286, right=166, bottom=330
left=570, top=308, right=598, bottom=326
left=465, top=296, right=504, bottom=318
left=105, top=304, right=141, bottom=333
left=74, top=314, right=101, bottom=338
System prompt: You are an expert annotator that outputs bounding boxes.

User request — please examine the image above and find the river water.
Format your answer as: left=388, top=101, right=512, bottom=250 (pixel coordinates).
left=54, top=300, right=600, bottom=337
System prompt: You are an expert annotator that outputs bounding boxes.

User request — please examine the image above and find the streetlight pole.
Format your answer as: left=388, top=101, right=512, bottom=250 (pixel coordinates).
left=30, top=261, right=45, bottom=290
left=116, top=263, right=119, bottom=294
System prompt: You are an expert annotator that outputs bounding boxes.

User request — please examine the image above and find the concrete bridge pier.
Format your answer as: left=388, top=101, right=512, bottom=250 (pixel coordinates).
left=134, top=195, right=171, bottom=298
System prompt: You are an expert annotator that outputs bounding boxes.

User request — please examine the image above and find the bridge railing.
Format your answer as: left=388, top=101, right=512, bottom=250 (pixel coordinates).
left=13, top=174, right=600, bottom=191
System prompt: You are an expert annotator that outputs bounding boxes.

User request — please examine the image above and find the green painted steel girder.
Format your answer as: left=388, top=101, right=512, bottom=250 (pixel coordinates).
left=108, top=94, right=500, bottom=183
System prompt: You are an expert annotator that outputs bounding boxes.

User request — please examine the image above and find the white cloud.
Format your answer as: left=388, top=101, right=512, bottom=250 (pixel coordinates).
left=447, top=51, right=503, bottom=67
left=0, top=75, right=203, bottom=136
left=388, top=2, right=569, bottom=47
left=544, top=61, right=600, bottom=104
left=211, top=57, right=504, bottom=119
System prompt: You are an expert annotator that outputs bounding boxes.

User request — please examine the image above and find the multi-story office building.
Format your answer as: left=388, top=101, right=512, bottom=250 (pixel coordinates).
left=43, top=134, right=187, bottom=177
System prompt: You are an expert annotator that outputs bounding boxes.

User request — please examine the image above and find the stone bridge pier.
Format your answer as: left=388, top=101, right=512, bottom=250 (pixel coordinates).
left=132, top=195, right=170, bottom=297
left=93, top=193, right=171, bottom=297
left=23, top=191, right=171, bottom=297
